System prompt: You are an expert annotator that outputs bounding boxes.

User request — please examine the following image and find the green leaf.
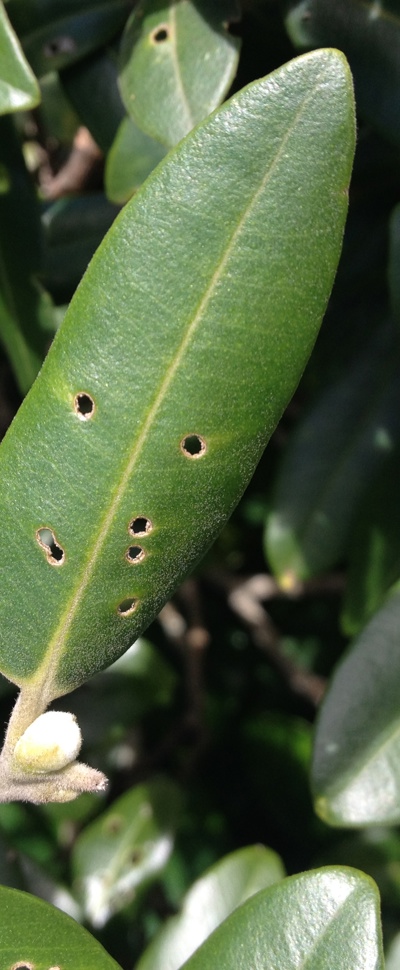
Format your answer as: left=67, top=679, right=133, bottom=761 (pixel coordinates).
left=265, top=324, right=400, bottom=584
left=313, top=587, right=400, bottom=826
left=285, top=0, right=400, bottom=144
left=342, top=446, right=400, bottom=635
left=105, top=116, right=166, bottom=204
left=60, top=47, right=126, bottom=153
left=0, top=115, right=55, bottom=393
left=136, top=845, right=285, bottom=970
left=0, top=885, right=122, bottom=969
left=0, top=51, right=355, bottom=703
left=0, top=0, right=40, bottom=114
left=73, top=778, right=182, bottom=926
left=118, top=0, right=241, bottom=147
left=6, top=0, right=132, bottom=77
left=179, top=867, right=384, bottom=970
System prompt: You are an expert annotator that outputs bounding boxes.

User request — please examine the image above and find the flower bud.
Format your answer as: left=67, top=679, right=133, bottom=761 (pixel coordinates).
left=13, top=711, right=82, bottom=774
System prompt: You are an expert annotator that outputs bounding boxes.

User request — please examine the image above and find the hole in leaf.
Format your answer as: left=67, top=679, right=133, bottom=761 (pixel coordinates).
left=129, top=517, right=152, bottom=536
left=151, top=23, right=169, bottom=43
left=11, top=964, right=35, bottom=970
left=74, top=392, right=95, bottom=420
left=36, top=528, right=65, bottom=566
left=44, top=35, right=77, bottom=57
left=104, top=814, right=123, bottom=835
left=117, top=598, right=138, bottom=617
left=126, top=546, right=145, bottom=563
left=181, top=434, right=206, bottom=458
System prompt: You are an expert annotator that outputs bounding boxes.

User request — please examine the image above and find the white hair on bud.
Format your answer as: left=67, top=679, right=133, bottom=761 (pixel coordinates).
left=13, top=711, right=82, bottom=773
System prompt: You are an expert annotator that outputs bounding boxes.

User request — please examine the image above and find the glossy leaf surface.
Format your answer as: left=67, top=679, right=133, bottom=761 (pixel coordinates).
left=313, top=588, right=400, bottom=825
left=105, top=116, right=166, bottom=204
left=0, top=0, right=40, bottom=114
left=7, top=0, right=131, bottom=77
left=180, top=867, right=384, bottom=970
left=265, top=325, right=400, bottom=583
left=73, top=778, right=182, bottom=926
left=0, top=885, right=122, bottom=969
left=0, top=51, right=355, bottom=700
left=136, top=844, right=285, bottom=970
left=118, top=0, right=241, bottom=147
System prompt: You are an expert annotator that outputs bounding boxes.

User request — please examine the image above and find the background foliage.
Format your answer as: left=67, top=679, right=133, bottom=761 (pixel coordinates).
left=1, top=0, right=400, bottom=967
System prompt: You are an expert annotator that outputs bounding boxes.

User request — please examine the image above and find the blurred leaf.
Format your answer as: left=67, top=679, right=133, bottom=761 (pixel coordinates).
left=61, top=47, right=126, bottom=153
left=39, top=71, right=80, bottom=144
left=73, top=778, right=182, bottom=927
left=7, top=0, right=132, bottom=78
left=0, top=0, right=40, bottom=114
left=0, top=115, right=55, bottom=393
left=105, top=116, right=166, bottom=204
left=389, top=203, right=400, bottom=326
left=118, top=0, right=241, bottom=147
left=313, top=587, right=400, bottom=826
left=179, top=867, right=384, bottom=970
left=0, top=885, right=122, bottom=969
left=265, top=324, right=400, bottom=584
left=285, top=0, right=400, bottom=144
left=342, top=446, right=400, bottom=635
left=136, top=845, right=285, bottom=970
left=0, top=51, right=355, bottom=699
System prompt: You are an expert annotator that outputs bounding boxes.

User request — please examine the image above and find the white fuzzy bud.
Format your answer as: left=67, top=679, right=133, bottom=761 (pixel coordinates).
left=13, top=711, right=82, bottom=774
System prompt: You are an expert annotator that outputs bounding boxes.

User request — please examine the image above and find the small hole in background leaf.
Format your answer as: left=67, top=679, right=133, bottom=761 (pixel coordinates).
left=181, top=434, right=207, bottom=458
left=150, top=24, right=169, bottom=43
left=126, top=546, right=145, bottom=563
left=36, top=528, right=65, bottom=566
left=74, top=392, right=95, bottom=420
left=44, top=35, right=77, bottom=57
left=104, top=814, right=123, bottom=835
left=11, top=963, right=35, bottom=969
left=117, top=598, right=138, bottom=617
left=129, top=517, right=152, bottom=536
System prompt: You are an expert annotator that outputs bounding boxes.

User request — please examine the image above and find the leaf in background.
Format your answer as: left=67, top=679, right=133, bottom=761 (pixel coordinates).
left=342, top=446, right=400, bottom=635
left=0, top=52, right=355, bottom=707
left=0, top=0, right=40, bottom=114
left=285, top=0, right=400, bottom=144
left=312, top=587, right=400, bottom=826
left=105, top=116, right=166, bottom=204
left=118, top=0, right=241, bottom=147
left=136, top=845, right=285, bottom=970
left=265, top=324, right=400, bottom=584
left=389, top=203, right=400, bottom=326
left=179, top=867, right=384, bottom=970
left=73, top=778, right=182, bottom=927
left=6, top=0, right=132, bottom=78
left=60, top=47, right=126, bottom=153
left=0, top=885, right=122, bottom=969
left=0, top=115, right=55, bottom=394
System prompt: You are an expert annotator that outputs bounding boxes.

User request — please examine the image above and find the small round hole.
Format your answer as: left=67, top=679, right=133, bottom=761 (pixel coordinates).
left=181, top=434, right=207, bottom=458
left=11, top=964, right=35, bottom=970
left=126, top=546, right=145, bottom=563
left=44, top=35, right=77, bottom=57
left=74, top=392, right=95, bottom=420
left=117, top=598, right=138, bottom=617
left=36, top=528, right=65, bottom=566
left=151, top=24, right=169, bottom=43
left=129, top=517, right=152, bottom=536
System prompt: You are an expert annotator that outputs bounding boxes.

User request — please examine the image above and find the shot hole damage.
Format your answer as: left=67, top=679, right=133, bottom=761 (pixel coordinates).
left=126, top=546, right=145, bottom=563
left=117, top=597, right=138, bottom=617
left=74, top=391, right=95, bottom=420
left=36, top=528, right=65, bottom=566
left=11, top=964, right=34, bottom=970
left=129, top=517, right=152, bottom=536
left=44, top=35, right=77, bottom=58
left=181, top=434, right=207, bottom=458
left=150, top=23, right=169, bottom=43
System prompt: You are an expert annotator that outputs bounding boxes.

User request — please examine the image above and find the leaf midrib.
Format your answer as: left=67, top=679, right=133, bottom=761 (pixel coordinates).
left=31, top=73, right=323, bottom=699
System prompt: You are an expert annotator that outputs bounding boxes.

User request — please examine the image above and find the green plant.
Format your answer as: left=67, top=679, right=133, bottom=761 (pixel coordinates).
left=1, top=1, right=399, bottom=968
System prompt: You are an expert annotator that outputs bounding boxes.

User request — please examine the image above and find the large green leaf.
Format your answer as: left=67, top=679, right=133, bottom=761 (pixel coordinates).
left=136, top=845, right=285, bottom=970
left=265, top=324, right=400, bottom=583
left=118, top=0, right=241, bottom=147
left=0, top=885, right=122, bottom=969
left=179, top=867, right=384, bottom=970
left=0, top=0, right=40, bottom=114
left=313, top=587, right=400, bottom=826
left=6, top=0, right=132, bottom=77
left=73, top=778, right=182, bottom=926
left=0, top=52, right=354, bottom=740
